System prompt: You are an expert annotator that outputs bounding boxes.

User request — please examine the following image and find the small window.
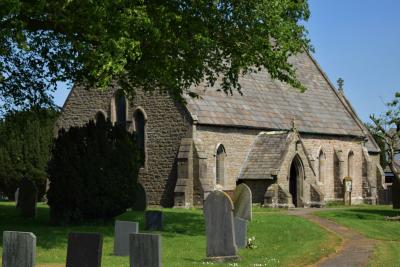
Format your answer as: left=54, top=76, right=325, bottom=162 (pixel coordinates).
left=216, top=144, right=226, bottom=186
left=114, top=91, right=127, bottom=126
left=95, top=111, right=106, bottom=124
left=348, top=151, right=354, bottom=178
left=318, top=150, right=326, bottom=183
left=134, top=109, right=146, bottom=165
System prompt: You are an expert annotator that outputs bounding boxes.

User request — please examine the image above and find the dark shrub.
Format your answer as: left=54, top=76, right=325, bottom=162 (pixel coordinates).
left=47, top=119, right=141, bottom=224
left=0, top=108, right=58, bottom=200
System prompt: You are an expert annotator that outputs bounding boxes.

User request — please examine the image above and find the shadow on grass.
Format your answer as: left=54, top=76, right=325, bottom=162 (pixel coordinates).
left=0, top=203, right=205, bottom=250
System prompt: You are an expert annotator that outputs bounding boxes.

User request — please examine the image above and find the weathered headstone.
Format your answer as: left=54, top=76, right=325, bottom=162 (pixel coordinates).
left=129, top=233, right=161, bottom=267
left=145, top=211, right=163, bottom=231
left=114, top=221, right=139, bottom=256
left=15, top=188, right=19, bottom=208
left=132, top=183, right=147, bottom=211
left=17, top=177, right=38, bottom=217
left=233, top=183, right=252, bottom=221
left=2, top=231, right=36, bottom=267
left=234, top=217, right=247, bottom=248
left=66, top=232, right=103, bottom=267
left=204, top=190, right=237, bottom=260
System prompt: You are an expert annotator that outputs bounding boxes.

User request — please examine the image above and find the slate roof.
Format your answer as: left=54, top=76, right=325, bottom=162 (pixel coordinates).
left=239, top=132, right=289, bottom=180
left=185, top=52, right=365, bottom=137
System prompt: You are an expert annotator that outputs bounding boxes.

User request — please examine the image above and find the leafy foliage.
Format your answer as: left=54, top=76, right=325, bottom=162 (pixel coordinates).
left=370, top=91, right=400, bottom=208
left=0, top=108, right=58, bottom=199
left=0, top=0, right=311, bottom=111
left=47, top=119, right=141, bottom=224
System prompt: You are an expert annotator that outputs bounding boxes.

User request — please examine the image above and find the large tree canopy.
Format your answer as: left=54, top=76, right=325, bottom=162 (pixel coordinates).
left=0, top=0, right=311, bottom=111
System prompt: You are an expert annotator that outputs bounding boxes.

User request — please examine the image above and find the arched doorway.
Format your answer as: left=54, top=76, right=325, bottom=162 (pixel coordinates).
left=289, top=155, right=304, bottom=207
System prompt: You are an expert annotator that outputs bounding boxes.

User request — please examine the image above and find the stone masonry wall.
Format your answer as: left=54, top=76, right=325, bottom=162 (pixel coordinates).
left=194, top=126, right=369, bottom=204
left=56, top=85, right=192, bottom=207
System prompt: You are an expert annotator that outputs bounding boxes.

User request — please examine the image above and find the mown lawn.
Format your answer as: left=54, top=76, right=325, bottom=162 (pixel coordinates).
left=315, top=205, right=400, bottom=267
left=0, top=202, right=338, bottom=267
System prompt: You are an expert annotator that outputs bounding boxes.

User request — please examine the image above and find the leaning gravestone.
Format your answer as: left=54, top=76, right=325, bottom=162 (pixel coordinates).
left=132, top=183, right=147, bottom=211
left=233, top=183, right=252, bottom=221
left=204, top=190, right=237, bottom=260
left=2, top=231, right=36, bottom=267
left=114, top=221, right=139, bottom=256
left=17, top=177, right=38, bottom=218
left=129, top=233, right=161, bottom=267
left=234, top=217, right=248, bottom=248
left=145, top=211, right=163, bottom=231
left=66, top=232, right=103, bottom=267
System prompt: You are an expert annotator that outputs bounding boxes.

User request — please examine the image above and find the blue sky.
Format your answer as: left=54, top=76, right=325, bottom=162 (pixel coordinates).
left=53, top=0, right=400, bottom=123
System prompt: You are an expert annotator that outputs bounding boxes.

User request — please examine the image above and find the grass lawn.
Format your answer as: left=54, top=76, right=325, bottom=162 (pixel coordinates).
left=315, top=205, right=400, bottom=267
left=0, top=202, right=338, bottom=267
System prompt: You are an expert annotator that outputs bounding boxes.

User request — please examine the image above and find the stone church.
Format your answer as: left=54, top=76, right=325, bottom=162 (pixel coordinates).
left=56, top=51, right=386, bottom=208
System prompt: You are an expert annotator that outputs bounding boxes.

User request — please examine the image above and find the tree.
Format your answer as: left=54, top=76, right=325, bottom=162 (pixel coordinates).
left=47, top=119, right=141, bottom=224
left=370, top=92, right=400, bottom=209
left=0, top=0, right=311, bottom=112
left=0, top=108, right=58, bottom=199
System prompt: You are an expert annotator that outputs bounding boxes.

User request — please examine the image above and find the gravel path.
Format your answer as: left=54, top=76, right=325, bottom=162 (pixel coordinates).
left=287, top=208, right=376, bottom=267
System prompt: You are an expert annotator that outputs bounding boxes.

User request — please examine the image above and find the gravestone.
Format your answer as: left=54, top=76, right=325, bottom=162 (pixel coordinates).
left=17, top=177, right=38, bottom=217
left=132, top=183, right=147, bottom=211
left=233, top=183, right=252, bottom=221
left=129, top=233, right=161, bottom=267
left=204, top=190, right=237, bottom=260
left=145, top=211, right=163, bottom=231
left=15, top=188, right=19, bottom=208
left=114, top=221, right=139, bottom=256
left=66, top=232, right=103, bottom=267
left=234, top=217, right=248, bottom=248
left=2, top=231, right=36, bottom=267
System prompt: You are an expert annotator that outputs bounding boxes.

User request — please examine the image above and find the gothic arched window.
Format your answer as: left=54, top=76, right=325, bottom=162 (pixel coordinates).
left=115, top=91, right=127, bottom=126
left=134, top=109, right=146, bottom=164
left=318, top=150, right=326, bottom=183
left=216, top=144, right=226, bottom=186
left=348, top=151, right=354, bottom=178
left=95, top=111, right=106, bottom=124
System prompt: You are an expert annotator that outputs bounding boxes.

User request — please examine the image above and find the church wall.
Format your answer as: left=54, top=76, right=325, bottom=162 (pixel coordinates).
left=300, top=135, right=365, bottom=203
left=194, top=125, right=260, bottom=191
left=193, top=125, right=369, bottom=204
left=56, top=86, right=192, bottom=207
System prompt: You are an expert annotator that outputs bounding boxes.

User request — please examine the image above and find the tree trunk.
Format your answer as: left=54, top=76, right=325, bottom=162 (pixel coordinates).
left=392, top=178, right=400, bottom=209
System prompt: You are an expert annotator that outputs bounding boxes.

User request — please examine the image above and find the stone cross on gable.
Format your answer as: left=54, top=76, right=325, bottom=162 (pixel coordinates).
left=291, top=117, right=298, bottom=132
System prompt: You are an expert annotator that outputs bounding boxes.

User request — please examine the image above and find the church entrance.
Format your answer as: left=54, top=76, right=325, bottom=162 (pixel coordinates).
left=289, top=155, right=304, bottom=207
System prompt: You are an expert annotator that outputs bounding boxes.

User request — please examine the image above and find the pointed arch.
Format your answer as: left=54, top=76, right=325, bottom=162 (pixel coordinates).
left=288, top=154, right=305, bottom=207
left=348, top=150, right=355, bottom=178
left=318, top=149, right=326, bottom=183
left=215, top=144, right=226, bottom=186
left=95, top=110, right=107, bottom=124
left=133, top=108, right=147, bottom=165
left=110, top=90, right=129, bottom=126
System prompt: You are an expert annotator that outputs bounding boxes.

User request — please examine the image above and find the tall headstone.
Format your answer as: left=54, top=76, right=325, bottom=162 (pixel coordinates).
left=204, top=190, right=237, bottom=260
left=145, top=211, right=163, bottom=231
left=233, top=183, right=252, bottom=221
left=2, top=231, right=36, bottom=267
left=17, top=177, right=38, bottom=217
left=15, top=188, right=19, bottom=208
left=114, top=221, right=139, bottom=256
left=132, top=183, right=147, bottom=211
left=129, top=233, right=161, bottom=267
left=234, top=217, right=247, bottom=248
left=66, top=232, right=103, bottom=267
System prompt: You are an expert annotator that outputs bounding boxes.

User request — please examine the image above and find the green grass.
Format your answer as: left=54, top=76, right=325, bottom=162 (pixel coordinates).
left=0, top=202, right=338, bottom=266
left=315, top=205, right=400, bottom=267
